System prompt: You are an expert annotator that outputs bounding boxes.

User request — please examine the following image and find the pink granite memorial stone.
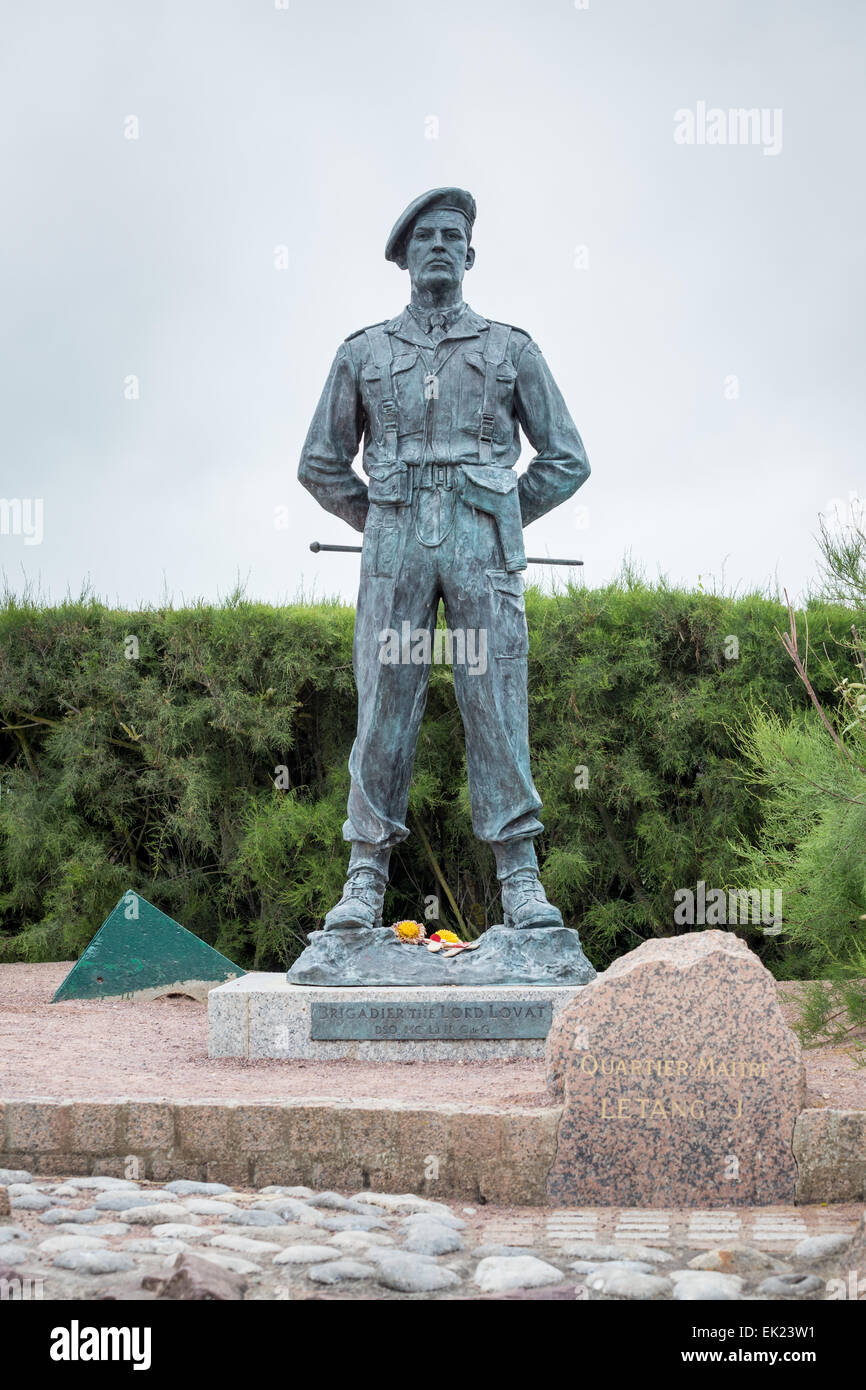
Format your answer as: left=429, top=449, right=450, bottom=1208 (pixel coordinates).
left=546, top=931, right=805, bottom=1207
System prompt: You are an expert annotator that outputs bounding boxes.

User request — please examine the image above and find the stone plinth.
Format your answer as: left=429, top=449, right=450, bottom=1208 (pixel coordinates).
left=546, top=931, right=805, bottom=1207
left=209, top=974, right=583, bottom=1061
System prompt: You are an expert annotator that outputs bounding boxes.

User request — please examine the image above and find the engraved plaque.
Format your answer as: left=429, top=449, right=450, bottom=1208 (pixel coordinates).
left=310, top=999, right=553, bottom=1041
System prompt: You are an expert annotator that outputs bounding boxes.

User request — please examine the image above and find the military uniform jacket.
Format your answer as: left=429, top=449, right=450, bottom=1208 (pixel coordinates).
left=297, top=303, right=589, bottom=536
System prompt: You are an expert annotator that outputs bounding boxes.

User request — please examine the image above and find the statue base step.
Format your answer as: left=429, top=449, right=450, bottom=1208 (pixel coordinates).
left=208, top=975, right=585, bottom=1061
left=285, top=923, right=596, bottom=989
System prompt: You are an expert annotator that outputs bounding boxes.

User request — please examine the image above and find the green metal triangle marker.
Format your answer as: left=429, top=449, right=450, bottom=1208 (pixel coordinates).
left=52, top=891, right=245, bottom=1003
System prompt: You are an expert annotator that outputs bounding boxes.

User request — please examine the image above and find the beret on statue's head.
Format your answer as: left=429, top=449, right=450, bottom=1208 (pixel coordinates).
left=385, top=187, right=477, bottom=268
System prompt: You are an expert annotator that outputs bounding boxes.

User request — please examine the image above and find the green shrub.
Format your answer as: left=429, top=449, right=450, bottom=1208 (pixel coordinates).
left=0, top=578, right=854, bottom=972
left=733, top=508, right=866, bottom=1047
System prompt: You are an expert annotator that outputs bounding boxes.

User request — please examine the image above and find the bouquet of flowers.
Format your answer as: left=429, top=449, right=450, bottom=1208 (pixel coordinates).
left=388, top=921, right=480, bottom=956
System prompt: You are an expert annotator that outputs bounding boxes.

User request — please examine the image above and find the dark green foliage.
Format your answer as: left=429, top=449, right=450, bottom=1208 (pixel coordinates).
left=0, top=580, right=853, bottom=972
left=732, top=507, right=866, bottom=1046
left=792, top=979, right=866, bottom=1055
left=734, top=703, right=866, bottom=981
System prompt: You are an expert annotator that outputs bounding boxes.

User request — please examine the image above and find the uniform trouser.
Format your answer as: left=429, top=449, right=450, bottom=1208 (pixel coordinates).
left=343, top=470, right=544, bottom=861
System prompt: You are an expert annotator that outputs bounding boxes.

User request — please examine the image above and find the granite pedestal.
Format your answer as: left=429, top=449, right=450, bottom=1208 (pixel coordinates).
left=208, top=974, right=583, bottom=1061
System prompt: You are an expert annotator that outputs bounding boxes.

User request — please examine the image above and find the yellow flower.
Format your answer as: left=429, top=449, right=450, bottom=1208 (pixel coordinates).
left=392, top=920, right=425, bottom=941
left=432, top=929, right=461, bottom=944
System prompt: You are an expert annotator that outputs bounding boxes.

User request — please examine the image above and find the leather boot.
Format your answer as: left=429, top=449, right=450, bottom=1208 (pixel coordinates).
left=492, top=838, right=563, bottom=930
left=323, top=842, right=391, bottom=931
left=500, top=869, right=563, bottom=930
left=323, top=868, right=386, bottom=931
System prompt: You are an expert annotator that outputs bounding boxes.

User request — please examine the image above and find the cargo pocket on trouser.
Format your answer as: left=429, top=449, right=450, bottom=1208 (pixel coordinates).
left=485, top=569, right=529, bottom=658
left=365, top=521, right=399, bottom=578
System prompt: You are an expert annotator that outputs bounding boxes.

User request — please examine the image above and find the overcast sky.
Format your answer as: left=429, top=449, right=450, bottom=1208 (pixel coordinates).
left=1, top=0, right=864, bottom=608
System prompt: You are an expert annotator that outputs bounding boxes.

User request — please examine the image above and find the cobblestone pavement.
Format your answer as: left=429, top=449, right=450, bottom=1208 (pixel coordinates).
left=1, top=1171, right=862, bottom=1301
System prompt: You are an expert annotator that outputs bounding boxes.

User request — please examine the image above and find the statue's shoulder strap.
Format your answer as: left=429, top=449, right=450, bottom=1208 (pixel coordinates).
left=362, top=325, right=398, bottom=462
left=363, top=323, right=395, bottom=368
left=344, top=320, right=387, bottom=344
left=482, top=321, right=513, bottom=365
left=478, top=322, right=514, bottom=462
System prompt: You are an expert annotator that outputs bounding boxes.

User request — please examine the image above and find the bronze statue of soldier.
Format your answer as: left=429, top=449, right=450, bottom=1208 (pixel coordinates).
left=299, top=187, right=590, bottom=943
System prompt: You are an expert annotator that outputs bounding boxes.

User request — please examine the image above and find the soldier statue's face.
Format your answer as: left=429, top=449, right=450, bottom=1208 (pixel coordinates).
left=405, top=209, right=475, bottom=299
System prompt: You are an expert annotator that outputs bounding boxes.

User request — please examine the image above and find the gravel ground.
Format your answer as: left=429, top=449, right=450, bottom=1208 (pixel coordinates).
left=0, top=964, right=863, bottom=1107
left=0, top=964, right=549, bottom=1106
left=1, top=1172, right=862, bottom=1302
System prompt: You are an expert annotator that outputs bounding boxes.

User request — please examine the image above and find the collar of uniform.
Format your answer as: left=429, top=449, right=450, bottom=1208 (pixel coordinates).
left=440, top=305, right=489, bottom=342
left=384, top=303, right=488, bottom=347
left=406, top=301, right=466, bottom=334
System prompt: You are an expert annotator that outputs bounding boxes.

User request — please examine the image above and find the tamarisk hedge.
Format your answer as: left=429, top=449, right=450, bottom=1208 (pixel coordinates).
left=0, top=581, right=855, bottom=975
